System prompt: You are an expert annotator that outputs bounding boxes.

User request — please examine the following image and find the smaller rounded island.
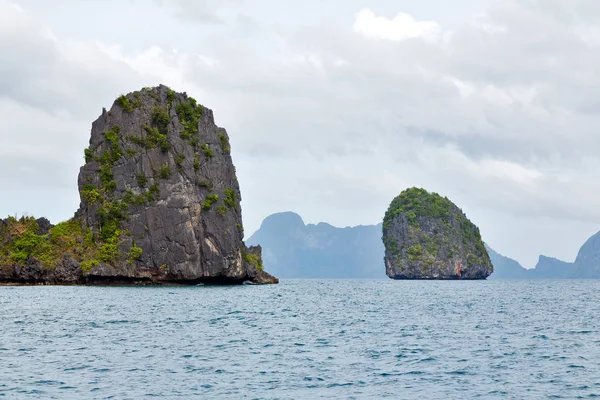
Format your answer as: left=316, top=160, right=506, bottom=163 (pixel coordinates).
left=382, top=187, right=493, bottom=280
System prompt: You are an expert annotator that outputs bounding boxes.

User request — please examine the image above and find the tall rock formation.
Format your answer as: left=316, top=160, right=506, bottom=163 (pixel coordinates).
left=0, top=85, right=277, bottom=285
left=383, top=188, right=493, bottom=280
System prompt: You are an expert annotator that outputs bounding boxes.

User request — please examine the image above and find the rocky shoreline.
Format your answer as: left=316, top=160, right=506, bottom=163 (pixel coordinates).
left=0, top=86, right=278, bottom=286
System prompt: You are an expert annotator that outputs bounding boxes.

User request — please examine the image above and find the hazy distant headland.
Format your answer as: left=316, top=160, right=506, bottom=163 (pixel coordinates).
left=247, top=212, right=385, bottom=279
left=486, top=234, right=600, bottom=279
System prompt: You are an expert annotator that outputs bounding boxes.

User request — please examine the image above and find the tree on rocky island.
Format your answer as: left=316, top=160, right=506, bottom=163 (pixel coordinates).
left=382, top=187, right=493, bottom=280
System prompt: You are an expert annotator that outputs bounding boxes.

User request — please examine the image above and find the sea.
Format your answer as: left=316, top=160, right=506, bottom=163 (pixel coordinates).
left=1, top=280, right=599, bottom=399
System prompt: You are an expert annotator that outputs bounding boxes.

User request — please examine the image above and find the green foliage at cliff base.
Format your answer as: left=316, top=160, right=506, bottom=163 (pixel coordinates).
left=0, top=216, right=145, bottom=273
left=0, top=217, right=97, bottom=269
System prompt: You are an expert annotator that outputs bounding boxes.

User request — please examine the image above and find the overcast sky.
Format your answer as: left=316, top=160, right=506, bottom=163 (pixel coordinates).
left=3, top=0, right=600, bottom=268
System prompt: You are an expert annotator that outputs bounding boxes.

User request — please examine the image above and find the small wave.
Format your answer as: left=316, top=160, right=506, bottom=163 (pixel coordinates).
left=33, top=380, right=64, bottom=386
left=105, top=320, right=138, bottom=324
left=533, top=334, right=550, bottom=340
left=18, top=389, right=45, bottom=395
left=326, top=382, right=354, bottom=388
left=303, top=377, right=325, bottom=382
left=378, top=372, right=402, bottom=377
left=445, top=370, right=473, bottom=376
left=64, top=366, right=90, bottom=371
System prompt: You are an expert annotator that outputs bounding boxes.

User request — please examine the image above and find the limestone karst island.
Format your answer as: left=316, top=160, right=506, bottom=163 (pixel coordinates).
left=382, top=187, right=493, bottom=280
left=0, top=85, right=278, bottom=285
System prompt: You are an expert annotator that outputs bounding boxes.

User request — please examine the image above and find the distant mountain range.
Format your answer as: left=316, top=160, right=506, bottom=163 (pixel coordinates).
left=247, top=212, right=385, bottom=278
left=485, top=246, right=573, bottom=279
left=487, top=231, right=600, bottom=279
left=248, top=212, right=600, bottom=279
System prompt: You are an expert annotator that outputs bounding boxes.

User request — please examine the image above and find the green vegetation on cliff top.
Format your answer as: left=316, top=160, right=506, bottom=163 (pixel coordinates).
left=175, top=95, right=203, bottom=143
left=242, top=248, right=264, bottom=271
left=383, top=187, right=453, bottom=231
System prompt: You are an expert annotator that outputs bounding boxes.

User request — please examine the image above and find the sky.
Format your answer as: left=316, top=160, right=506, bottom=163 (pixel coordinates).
left=2, top=0, right=600, bottom=268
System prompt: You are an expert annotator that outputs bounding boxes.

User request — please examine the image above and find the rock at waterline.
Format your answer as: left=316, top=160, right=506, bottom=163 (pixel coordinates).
left=382, top=187, right=493, bottom=280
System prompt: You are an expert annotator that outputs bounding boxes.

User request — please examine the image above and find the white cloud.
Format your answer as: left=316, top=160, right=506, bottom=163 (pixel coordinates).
left=152, top=0, right=242, bottom=23
left=353, top=8, right=442, bottom=43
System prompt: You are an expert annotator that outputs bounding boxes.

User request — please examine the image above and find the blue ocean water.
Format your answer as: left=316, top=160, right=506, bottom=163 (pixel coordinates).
left=1, top=280, right=599, bottom=399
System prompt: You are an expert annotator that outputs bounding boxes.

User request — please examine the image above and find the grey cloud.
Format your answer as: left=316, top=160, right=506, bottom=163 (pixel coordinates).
left=153, top=0, right=243, bottom=23
left=0, top=3, right=144, bottom=115
left=0, top=155, right=72, bottom=189
left=183, top=3, right=600, bottom=231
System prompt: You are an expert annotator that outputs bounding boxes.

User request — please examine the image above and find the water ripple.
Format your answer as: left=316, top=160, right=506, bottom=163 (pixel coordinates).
left=0, top=280, right=599, bottom=398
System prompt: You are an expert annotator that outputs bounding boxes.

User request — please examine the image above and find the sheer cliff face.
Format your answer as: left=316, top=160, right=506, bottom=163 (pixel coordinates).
left=75, top=85, right=276, bottom=284
left=383, top=188, right=493, bottom=280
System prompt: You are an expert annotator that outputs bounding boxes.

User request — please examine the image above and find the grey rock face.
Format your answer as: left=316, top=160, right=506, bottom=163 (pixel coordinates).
left=35, top=218, right=52, bottom=235
left=51, top=255, right=85, bottom=284
left=383, top=188, right=493, bottom=280
left=0, top=254, right=84, bottom=285
left=75, top=85, right=277, bottom=285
